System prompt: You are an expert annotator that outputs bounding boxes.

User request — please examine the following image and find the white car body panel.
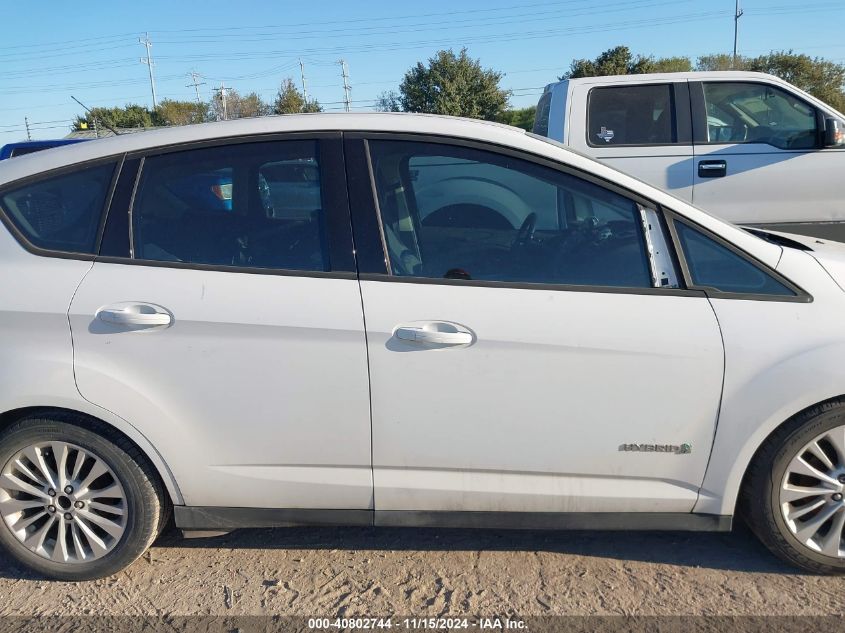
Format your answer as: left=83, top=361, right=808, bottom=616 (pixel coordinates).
left=361, top=281, right=723, bottom=512
left=695, top=246, right=845, bottom=515
left=69, top=263, right=373, bottom=508
left=0, top=229, right=185, bottom=504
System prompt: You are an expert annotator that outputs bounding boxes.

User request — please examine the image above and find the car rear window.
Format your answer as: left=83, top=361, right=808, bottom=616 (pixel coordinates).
left=587, top=84, right=676, bottom=146
left=0, top=162, right=116, bottom=254
left=532, top=91, right=553, bottom=137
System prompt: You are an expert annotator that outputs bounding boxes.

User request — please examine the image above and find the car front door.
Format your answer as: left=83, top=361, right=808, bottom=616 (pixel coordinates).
left=68, top=135, right=373, bottom=511
left=348, top=135, right=724, bottom=516
left=568, top=81, right=695, bottom=202
left=691, top=80, right=845, bottom=234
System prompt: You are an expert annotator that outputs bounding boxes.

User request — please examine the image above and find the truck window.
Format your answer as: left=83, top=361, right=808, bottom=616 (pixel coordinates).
left=587, top=84, right=676, bottom=147
left=702, top=82, right=817, bottom=150
left=533, top=91, right=552, bottom=137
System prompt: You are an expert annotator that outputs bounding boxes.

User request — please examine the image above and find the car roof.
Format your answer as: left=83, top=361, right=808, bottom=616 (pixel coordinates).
left=0, top=113, right=523, bottom=186
left=0, top=111, right=782, bottom=267
left=559, top=70, right=780, bottom=84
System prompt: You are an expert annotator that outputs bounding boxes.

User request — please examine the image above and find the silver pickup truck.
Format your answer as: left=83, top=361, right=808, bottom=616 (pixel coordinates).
left=534, top=71, right=845, bottom=239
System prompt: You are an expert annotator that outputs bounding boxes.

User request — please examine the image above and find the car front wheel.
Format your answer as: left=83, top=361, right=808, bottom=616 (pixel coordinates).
left=743, top=400, right=845, bottom=574
left=0, top=414, right=164, bottom=580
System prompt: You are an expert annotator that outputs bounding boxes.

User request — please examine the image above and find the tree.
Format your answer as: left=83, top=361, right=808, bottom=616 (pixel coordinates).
left=563, top=46, right=692, bottom=79
left=697, top=50, right=845, bottom=112
left=157, top=99, right=207, bottom=126
left=375, top=90, right=402, bottom=113
left=273, top=78, right=322, bottom=114
left=73, top=104, right=162, bottom=131
left=398, top=48, right=510, bottom=120
left=695, top=53, right=737, bottom=72
left=749, top=51, right=845, bottom=112
left=497, top=106, right=536, bottom=131
left=210, top=89, right=270, bottom=120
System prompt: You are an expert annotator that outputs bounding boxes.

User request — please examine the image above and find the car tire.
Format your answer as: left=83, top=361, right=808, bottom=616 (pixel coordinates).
left=742, top=399, right=845, bottom=574
left=0, top=413, right=165, bottom=580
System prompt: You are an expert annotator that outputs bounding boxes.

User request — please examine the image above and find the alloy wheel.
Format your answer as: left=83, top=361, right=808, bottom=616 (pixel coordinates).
left=779, top=425, right=845, bottom=558
left=0, top=441, right=127, bottom=563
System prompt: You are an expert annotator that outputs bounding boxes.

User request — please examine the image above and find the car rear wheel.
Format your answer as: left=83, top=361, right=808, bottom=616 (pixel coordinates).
left=0, top=414, right=164, bottom=580
left=742, top=400, right=845, bottom=574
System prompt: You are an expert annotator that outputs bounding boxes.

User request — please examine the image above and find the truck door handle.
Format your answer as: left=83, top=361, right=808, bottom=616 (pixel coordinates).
left=698, top=160, right=727, bottom=178
left=394, top=322, right=473, bottom=346
left=96, top=304, right=172, bottom=327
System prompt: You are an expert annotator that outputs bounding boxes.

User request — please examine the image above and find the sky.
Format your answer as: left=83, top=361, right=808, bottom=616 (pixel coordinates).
left=2, top=0, right=845, bottom=145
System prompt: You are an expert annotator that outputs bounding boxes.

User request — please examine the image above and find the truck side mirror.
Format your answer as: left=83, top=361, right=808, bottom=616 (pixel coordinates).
left=824, top=118, right=844, bottom=147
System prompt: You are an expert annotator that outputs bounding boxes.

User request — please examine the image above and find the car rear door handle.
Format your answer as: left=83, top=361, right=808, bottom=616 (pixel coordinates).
left=96, top=304, right=172, bottom=327
left=698, top=160, right=727, bottom=178
left=394, top=322, right=473, bottom=346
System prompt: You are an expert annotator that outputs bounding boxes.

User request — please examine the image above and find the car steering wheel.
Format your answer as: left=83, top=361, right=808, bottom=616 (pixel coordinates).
left=511, top=212, right=537, bottom=250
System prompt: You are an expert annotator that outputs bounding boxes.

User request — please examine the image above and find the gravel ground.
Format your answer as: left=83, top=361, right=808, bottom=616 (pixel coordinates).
left=0, top=523, right=843, bottom=619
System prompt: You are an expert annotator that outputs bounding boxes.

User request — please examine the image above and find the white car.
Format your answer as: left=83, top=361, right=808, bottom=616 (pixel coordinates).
left=0, top=113, right=844, bottom=580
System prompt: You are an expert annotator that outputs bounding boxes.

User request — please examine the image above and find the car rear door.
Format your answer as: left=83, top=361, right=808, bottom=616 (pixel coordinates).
left=567, top=80, right=695, bottom=202
left=347, top=134, right=724, bottom=517
left=68, top=134, right=373, bottom=512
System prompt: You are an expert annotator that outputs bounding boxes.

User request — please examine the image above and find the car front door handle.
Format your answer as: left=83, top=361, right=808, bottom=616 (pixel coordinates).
left=394, top=322, right=473, bottom=346
left=96, top=304, right=172, bottom=327
left=698, top=160, right=727, bottom=178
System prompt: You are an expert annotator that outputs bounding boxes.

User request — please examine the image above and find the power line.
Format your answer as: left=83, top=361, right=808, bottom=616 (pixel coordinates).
left=299, top=58, right=309, bottom=103
left=213, top=83, right=231, bottom=120
left=186, top=70, right=206, bottom=104
left=339, top=59, right=351, bottom=112
left=734, top=0, right=744, bottom=66
left=139, top=32, right=158, bottom=109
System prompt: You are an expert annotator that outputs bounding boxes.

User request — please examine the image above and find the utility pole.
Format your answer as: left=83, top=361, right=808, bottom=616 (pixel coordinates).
left=733, top=0, right=744, bottom=68
left=139, top=32, right=158, bottom=109
left=93, top=117, right=100, bottom=138
left=298, top=58, right=309, bottom=104
left=339, top=59, right=351, bottom=112
left=214, top=82, right=229, bottom=120
left=186, top=70, right=206, bottom=104
left=24, top=117, right=31, bottom=141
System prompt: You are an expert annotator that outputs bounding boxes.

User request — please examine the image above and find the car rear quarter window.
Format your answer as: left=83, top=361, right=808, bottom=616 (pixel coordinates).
left=0, top=162, right=116, bottom=254
left=587, top=84, right=676, bottom=146
left=131, top=140, right=329, bottom=271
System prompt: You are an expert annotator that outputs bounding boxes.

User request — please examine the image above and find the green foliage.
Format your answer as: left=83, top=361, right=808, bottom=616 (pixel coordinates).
left=273, top=78, right=322, bottom=114
left=210, top=89, right=271, bottom=120
left=375, top=90, right=402, bottom=113
left=649, top=56, right=694, bottom=74
left=497, top=106, right=536, bottom=131
left=73, top=104, right=161, bottom=131
left=566, top=46, right=845, bottom=113
left=563, top=46, right=692, bottom=79
left=398, top=48, right=511, bottom=120
left=157, top=99, right=208, bottom=126
left=695, top=53, right=736, bottom=72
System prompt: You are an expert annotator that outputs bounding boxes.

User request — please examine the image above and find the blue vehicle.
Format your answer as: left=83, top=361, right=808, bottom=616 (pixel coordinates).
left=0, top=139, right=86, bottom=160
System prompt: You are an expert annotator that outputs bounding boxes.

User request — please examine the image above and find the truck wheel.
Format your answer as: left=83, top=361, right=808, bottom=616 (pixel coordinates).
left=742, top=400, right=845, bottom=574
left=0, top=415, right=164, bottom=580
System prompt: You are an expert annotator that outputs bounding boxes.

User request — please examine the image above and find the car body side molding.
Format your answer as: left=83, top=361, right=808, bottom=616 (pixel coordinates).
left=174, top=507, right=732, bottom=532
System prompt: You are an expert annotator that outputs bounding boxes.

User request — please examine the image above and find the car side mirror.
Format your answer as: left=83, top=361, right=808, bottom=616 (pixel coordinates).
left=824, top=118, right=844, bottom=147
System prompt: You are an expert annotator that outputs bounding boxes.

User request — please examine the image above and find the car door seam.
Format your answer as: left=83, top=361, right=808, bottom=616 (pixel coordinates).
left=696, top=296, right=728, bottom=508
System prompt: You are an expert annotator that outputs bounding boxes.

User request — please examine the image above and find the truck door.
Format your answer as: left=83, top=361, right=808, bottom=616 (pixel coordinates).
left=691, top=80, right=845, bottom=237
left=567, top=80, right=695, bottom=202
